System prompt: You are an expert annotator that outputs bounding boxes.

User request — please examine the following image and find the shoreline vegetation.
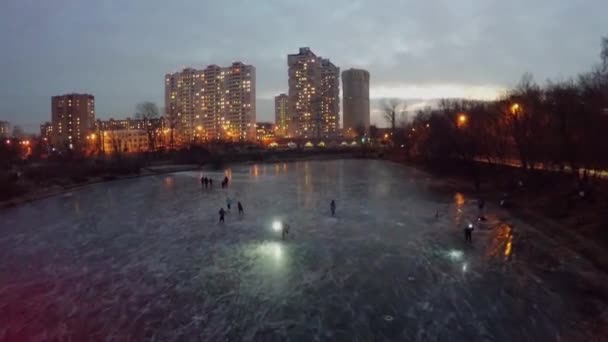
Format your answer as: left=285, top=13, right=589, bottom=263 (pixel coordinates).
left=0, top=148, right=375, bottom=208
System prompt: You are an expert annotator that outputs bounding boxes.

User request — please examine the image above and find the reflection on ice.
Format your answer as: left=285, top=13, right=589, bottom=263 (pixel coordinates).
left=254, top=241, right=285, bottom=268
left=447, top=249, right=464, bottom=261
left=1, top=159, right=606, bottom=341
left=486, top=223, right=514, bottom=261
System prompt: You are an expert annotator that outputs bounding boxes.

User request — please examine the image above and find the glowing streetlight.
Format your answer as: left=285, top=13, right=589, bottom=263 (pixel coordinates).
left=457, top=113, right=468, bottom=127
left=510, top=103, right=522, bottom=115
left=90, top=133, right=96, bottom=139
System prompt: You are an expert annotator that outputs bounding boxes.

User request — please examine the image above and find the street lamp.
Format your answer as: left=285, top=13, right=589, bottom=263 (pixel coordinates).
left=510, top=103, right=522, bottom=115
left=457, top=113, right=468, bottom=127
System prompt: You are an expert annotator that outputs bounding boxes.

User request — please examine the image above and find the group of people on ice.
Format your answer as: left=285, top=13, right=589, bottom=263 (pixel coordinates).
left=218, top=195, right=244, bottom=223
left=210, top=173, right=338, bottom=241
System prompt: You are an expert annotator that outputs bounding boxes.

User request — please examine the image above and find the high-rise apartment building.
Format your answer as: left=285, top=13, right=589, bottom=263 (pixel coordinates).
left=274, top=93, right=289, bottom=137
left=320, top=59, right=340, bottom=137
left=51, top=94, right=95, bottom=150
left=165, top=68, right=201, bottom=142
left=342, top=68, right=370, bottom=134
left=287, top=47, right=340, bottom=139
left=165, top=62, right=256, bottom=142
left=40, top=122, right=52, bottom=140
left=0, top=121, right=10, bottom=138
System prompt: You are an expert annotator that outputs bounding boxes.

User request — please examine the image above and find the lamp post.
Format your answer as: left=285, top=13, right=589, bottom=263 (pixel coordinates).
left=457, top=113, right=468, bottom=128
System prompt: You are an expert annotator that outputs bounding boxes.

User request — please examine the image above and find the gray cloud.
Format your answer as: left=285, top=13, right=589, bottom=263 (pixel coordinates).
left=0, top=0, right=606, bottom=131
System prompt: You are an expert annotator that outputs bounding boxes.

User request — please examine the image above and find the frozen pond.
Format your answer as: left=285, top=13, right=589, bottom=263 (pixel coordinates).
left=1, top=159, right=607, bottom=341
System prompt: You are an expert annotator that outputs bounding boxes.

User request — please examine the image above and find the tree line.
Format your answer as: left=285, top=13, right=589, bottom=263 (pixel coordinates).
left=385, top=37, right=608, bottom=186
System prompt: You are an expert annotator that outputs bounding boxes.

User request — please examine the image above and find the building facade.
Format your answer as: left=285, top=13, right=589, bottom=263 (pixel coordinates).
left=95, top=117, right=156, bottom=131
left=40, top=122, right=52, bottom=140
left=342, top=68, right=370, bottom=135
left=165, top=62, right=256, bottom=142
left=255, top=122, right=275, bottom=142
left=51, top=94, right=95, bottom=150
left=320, top=59, right=340, bottom=137
left=0, top=121, right=9, bottom=138
left=101, top=129, right=149, bottom=154
left=274, top=93, right=289, bottom=137
left=287, top=47, right=339, bottom=139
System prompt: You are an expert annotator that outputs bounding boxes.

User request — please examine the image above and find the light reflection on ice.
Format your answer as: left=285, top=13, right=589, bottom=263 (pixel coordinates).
left=447, top=249, right=464, bottom=261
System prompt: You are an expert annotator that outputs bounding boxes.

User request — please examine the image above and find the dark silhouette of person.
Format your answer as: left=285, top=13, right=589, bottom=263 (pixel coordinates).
left=282, top=223, right=290, bottom=240
left=219, top=208, right=226, bottom=223
left=464, top=223, right=474, bottom=243
left=238, top=201, right=244, bottom=215
left=226, top=197, right=232, bottom=210
left=224, top=176, right=229, bottom=186
left=209, top=179, right=213, bottom=187
left=330, top=200, right=336, bottom=216
left=200, top=177, right=205, bottom=186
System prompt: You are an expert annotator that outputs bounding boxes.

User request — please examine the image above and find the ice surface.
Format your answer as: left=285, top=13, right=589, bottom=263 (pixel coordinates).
left=1, top=159, right=607, bottom=341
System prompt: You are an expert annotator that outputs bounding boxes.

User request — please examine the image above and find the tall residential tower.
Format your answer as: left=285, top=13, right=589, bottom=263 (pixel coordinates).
left=165, top=62, right=256, bottom=142
left=287, top=47, right=339, bottom=139
left=51, top=93, right=95, bottom=150
left=342, top=68, right=370, bottom=134
left=274, top=93, right=288, bottom=137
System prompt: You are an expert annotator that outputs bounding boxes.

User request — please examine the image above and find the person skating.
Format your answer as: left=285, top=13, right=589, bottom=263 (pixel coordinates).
left=464, top=222, right=474, bottom=243
left=237, top=201, right=244, bottom=215
left=477, top=199, right=486, bottom=221
left=282, top=222, right=290, bottom=240
left=330, top=200, right=336, bottom=216
left=224, top=176, right=229, bottom=187
left=226, top=197, right=232, bottom=210
left=478, top=199, right=485, bottom=211
left=219, top=208, right=226, bottom=223
left=209, top=178, right=213, bottom=187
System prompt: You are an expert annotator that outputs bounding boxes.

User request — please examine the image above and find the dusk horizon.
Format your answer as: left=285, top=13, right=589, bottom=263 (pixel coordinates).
left=2, top=0, right=607, bottom=131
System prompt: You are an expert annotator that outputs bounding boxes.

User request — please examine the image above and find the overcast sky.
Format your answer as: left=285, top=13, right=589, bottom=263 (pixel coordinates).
left=1, top=0, right=606, bottom=132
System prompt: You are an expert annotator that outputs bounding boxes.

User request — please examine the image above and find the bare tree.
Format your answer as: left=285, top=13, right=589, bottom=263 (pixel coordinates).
left=354, top=124, right=366, bottom=139
left=382, top=99, right=406, bottom=141
left=164, top=106, right=179, bottom=149
left=135, top=102, right=160, bottom=151
left=601, top=36, right=608, bottom=73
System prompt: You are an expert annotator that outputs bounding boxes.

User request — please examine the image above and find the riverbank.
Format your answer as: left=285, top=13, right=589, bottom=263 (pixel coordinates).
left=0, top=164, right=201, bottom=209
left=390, top=156, right=608, bottom=273
left=0, top=149, right=374, bottom=209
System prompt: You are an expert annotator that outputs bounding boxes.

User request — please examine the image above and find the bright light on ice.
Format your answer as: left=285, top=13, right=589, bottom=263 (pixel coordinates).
left=447, top=249, right=464, bottom=261
left=272, top=220, right=282, bottom=232
left=462, top=263, right=468, bottom=272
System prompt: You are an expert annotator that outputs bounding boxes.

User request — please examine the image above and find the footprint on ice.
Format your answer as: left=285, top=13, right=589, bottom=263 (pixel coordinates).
left=383, top=315, right=394, bottom=322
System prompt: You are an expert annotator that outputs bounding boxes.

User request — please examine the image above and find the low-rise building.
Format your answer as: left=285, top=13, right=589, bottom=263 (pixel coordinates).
left=256, top=122, right=275, bottom=142
left=100, top=129, right=149, bottom=154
